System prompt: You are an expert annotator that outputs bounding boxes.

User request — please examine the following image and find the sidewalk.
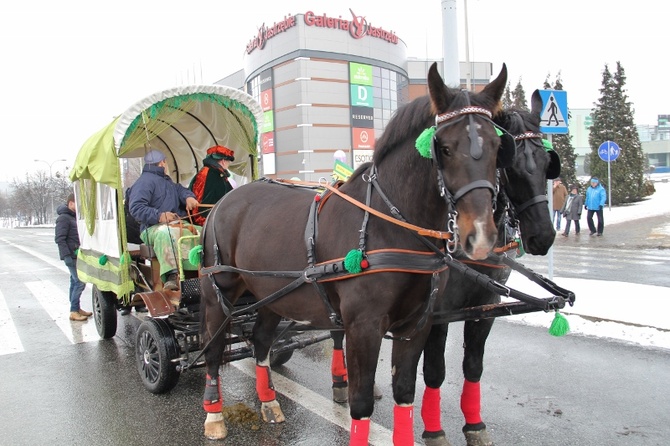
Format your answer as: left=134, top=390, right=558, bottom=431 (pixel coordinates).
left=499, top=177, right=670, bottom=350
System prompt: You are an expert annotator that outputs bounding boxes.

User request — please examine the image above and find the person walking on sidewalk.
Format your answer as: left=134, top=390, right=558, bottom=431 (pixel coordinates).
left=55, top=193, right=90, bottom=321
left=585, top=177, right=607, bottom=236
left=561, top=185, right=583, bottom=236
left=552, top=178, right=568, bottom=231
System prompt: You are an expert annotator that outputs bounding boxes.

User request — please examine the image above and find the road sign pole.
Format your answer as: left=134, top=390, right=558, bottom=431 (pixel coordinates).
left=546, top=134, right=553, bottom=280
left=607, top=141, right=612, bottom=211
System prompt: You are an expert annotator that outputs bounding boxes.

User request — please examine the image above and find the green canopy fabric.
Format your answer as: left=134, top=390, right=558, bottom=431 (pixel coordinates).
left=69, top=117, right=121, bottom=187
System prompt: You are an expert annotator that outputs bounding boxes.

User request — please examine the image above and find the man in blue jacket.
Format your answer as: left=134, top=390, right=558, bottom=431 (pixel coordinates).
left=129, top=150, right=200, bottom=290
left=584, top=176, right=607, bottom=236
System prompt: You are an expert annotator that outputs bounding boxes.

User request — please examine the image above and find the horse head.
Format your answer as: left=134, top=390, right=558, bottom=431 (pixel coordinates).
left=496, top=89, right=561, bottom=255
left=426, top=62, right=507, bottom=260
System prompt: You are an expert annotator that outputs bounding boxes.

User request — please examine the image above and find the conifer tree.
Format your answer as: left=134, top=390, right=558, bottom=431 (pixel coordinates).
left=542, top=75, right=578, bottom=189
left=502, top=83, right=513, bottom=110
left=511, top=79, right=528, bottom=111
left=588, top=62, right=646, bottom=204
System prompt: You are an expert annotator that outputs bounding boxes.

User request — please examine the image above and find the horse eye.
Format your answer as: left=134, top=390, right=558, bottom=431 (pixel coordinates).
left=441, top=145, right=451, bottom=157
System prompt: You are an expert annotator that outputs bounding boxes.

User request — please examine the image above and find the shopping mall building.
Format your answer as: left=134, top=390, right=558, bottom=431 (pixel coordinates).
left=216, top=9, right=669, bottom=180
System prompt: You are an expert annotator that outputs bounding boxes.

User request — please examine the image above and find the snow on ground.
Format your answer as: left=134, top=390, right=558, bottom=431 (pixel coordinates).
left=505, top=175, right=670, bottom=350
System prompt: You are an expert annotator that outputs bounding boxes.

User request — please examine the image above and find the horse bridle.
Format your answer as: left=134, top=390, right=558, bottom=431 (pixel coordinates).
left=502, top=130, right=548, bottom=217
left=431, top=102, right=500, bottom=250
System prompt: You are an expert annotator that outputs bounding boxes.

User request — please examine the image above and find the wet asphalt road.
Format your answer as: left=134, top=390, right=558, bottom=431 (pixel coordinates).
left=1, top=226, right=669, bottom=446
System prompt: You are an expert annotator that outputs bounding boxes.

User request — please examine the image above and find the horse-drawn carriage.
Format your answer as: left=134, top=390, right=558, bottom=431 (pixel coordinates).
left=71, top=66, right=576, bottom=445
left=69, top=85, right=332, bottom=393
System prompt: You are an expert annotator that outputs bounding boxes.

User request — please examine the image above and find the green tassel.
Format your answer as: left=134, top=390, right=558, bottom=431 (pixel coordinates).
left=189, top=245, right=203, bottom=266
left=542, top=138, right=553, bottom=151
left=344, top=249, right=363, bottom=274
left=495, top=126, right=503, bottom=136
left=415, top=127, right=435, bottom=159
left=120, top=252, right=130, bottom=265
left=549, top=311, right=570, bottom=337
left=98, top=254, right=108, bottom=265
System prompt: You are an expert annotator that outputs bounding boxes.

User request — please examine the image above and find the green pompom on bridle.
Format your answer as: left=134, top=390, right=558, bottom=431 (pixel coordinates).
left=344, top=249, right=363, bottom=274
left=189, top=245, right=203, bottom=266
left=542, top=138, right=553, bottom=151
left=415, top=127, right=435, bottom=159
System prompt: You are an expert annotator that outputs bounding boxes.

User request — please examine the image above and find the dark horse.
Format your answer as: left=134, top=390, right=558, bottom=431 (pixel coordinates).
left=198, top=62, right=507, bottom=444
left=419, top=90, right=561, bottom=446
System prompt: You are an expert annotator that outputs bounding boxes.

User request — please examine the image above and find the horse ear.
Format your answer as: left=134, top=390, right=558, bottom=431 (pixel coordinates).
left=546, top=150, right=561, bottom=179
left=530, top=90, right=543, bottom=117
left=427, top=62, right=453, bottom=113
left=480, top=63, right=507, bottom=104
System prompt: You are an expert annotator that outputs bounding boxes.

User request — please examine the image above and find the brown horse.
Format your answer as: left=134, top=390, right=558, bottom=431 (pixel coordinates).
left=419, top=90, right=561, bottom=446
left=197, top=62, right=507, bottom=444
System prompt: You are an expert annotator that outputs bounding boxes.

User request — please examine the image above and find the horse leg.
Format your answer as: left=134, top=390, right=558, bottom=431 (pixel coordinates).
left=201, top=292, right=228, bottom=440
left=461, top=319, right=495, bottom=446
left=331, top=330, right=349, bottom=403
left=390, top=327, right=432, bottom=446
left=253, top=308, right=285, bottom=424
left=421, top=323, right=453, bottom=446
left=331, top=330, right=382, bottom=404
left=345, top=322, right=384, bottom=446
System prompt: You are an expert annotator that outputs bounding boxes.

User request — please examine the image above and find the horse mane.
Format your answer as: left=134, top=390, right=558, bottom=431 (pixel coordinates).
left=372, top=96, right=433, bottom=166
left=495, top=106, right=541, bottom=136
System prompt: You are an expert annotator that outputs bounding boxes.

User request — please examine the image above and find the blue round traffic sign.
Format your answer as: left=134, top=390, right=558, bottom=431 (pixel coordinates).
left=598, top=141, right=620, bottom=162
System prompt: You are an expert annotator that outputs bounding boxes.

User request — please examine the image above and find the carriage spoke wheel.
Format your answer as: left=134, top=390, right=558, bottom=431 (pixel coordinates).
left=135, top=318, right=180, bottom=394
left=92, top=285, right=117, bottom=339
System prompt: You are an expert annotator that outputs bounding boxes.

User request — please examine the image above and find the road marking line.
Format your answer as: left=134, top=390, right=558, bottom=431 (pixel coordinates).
left=231, top=358, right=421, bottom=446
left=0, top=289, right=24, bottom=356
left=25, top=281, right=99, bottom=344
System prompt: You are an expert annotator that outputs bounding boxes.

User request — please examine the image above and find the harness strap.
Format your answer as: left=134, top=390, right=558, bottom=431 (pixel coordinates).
left=501, top=256, right=575, bottom=304
left=451, top=179, right=496, bottom=203
left=514, top=194, right=548, bottom=215
left=322, top=182, right=452, bottom=240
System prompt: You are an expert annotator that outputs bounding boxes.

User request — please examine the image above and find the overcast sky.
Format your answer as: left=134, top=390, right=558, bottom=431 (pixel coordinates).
left=1, top=0, right=667, bottom=182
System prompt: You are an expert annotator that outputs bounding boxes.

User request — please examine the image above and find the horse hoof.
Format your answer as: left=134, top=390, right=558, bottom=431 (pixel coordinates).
left=204, top=413, right=227, bottom=440
left=464, top=428, right=493, bottom=446
left=422, top=430, right=452, bottom=446
left=333, top=386, right=348, bottom=403
left=261, top=400, right=286, bottom=423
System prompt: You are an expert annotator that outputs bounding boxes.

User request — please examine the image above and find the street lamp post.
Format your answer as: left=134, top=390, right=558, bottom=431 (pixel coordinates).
left=34, top=158, right=66, bottom=224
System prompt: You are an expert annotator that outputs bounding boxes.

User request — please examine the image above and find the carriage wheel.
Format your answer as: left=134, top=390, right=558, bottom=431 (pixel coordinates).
left=135, top=318, right=180, bottom=394
left=92, top=285, right=117, bottom=339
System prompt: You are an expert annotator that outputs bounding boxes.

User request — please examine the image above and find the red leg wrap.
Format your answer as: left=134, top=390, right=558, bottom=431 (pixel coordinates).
left=421, top=386, right=442, bottom=432
left=331, top=348, right=348, bottom=383
left=256, top=365, right=276, bottom=402
left=349, top=418, right=370, bottom=446
left=393, top=404, right=414, bottom=446
left=203, top=374, right=222, bottom=413
left=461, top=379, right=482, bottom=425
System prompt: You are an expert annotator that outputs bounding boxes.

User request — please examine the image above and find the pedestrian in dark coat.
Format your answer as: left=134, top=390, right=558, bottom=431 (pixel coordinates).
left=54, top=193, right=90, bottom=321
left=561, top=185, right=584, bottom=236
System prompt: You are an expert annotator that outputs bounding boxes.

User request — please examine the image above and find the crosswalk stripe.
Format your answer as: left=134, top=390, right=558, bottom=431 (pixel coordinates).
left=0, top=289, right=24, bottom=355
left=24, top=281, right=99, bottom=346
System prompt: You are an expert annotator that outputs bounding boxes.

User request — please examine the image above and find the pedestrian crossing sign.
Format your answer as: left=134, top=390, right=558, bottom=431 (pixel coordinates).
left=539, top=90, right=568, bottom=134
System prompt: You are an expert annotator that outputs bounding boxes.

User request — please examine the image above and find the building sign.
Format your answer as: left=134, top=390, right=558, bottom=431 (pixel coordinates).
left=350, top=63, right=373, bottom=86
left=353, top=149, right=374, bottom=169
left=259, top=68, right=273, bottom=91
left=352, top=128, right=375, bottom=149
left=261, top=89, right=273, bottom=112
left=350, top=85, right=373, bottom=107
left=261, top=110, right=274, bottom=133
left=261, top=132, right=275, bottom=154
left=351, top=106, right=374, bottom=128
left=304, top=9, right=398, bottom=44
left=247, top=10, right=398, bottom=54
left=246, top=15, right=297, bottom=54
left=658, top=115, right=670, bottom=130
